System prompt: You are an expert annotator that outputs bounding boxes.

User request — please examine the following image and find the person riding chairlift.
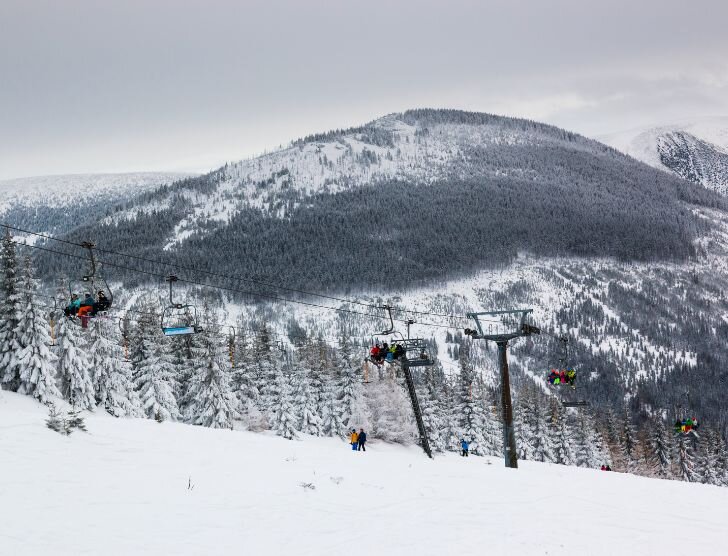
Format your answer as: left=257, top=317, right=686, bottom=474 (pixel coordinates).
left=77, top=292, right=96, bottom=328
left=95, top=290, right=110, bottom=313
left=64, top=293, right=81, bottom=317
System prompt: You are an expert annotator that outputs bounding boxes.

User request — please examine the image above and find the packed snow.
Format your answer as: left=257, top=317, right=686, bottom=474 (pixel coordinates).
left=1, top=392, right=726, bottom=555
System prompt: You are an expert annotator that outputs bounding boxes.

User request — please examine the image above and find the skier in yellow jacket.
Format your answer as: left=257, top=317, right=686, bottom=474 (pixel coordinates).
left=350, top=429, right=359, bottom=451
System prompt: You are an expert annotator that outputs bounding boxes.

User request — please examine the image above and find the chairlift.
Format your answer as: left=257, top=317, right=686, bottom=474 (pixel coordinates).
left=366, top=307, right=433, bottom=368
left=674, top=391, right=699, bottom=435
left=161, top=275, right=201, bottom=336
left=66, top=241, right=113, bottom=328
left=547, top=335, right=588, bottom=408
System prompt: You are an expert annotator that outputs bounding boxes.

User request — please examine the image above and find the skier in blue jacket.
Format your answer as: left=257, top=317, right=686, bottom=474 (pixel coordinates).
left=460, top=438, right=469, bottom=457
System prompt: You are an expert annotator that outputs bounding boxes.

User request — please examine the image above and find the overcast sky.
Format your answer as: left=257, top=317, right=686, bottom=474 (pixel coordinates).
left=1, top=0, right=727, bottom=180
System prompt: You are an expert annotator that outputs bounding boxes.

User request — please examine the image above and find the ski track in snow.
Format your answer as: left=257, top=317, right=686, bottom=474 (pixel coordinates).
left=1, top=392, right=726, bottom=556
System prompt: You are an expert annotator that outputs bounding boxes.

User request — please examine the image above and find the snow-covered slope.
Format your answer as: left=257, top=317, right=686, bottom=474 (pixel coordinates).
left=0, top=172, right=193, bottom=213
left=600, top=118, right=728, bottom=194
left=2, top=392, right=726, bottom=556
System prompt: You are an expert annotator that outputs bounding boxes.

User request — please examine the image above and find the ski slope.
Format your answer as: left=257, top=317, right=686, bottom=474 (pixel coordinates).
left=1, top=392, right=726, bottom=556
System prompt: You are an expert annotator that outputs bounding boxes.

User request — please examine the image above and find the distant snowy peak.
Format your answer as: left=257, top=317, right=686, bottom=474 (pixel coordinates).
left=600, top=118, right=728, bottom=195
left=0, top=172, right=195, bottom=212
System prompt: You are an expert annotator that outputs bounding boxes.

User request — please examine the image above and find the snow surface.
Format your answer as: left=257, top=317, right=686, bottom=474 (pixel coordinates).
left=2, top=392, right=726, bottom=556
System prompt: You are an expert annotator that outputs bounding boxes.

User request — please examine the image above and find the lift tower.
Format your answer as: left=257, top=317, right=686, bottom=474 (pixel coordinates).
left=465, top=309, right=540, bottom=469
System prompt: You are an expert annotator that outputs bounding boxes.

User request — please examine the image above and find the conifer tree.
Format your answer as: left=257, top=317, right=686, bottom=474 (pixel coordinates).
left=646, top=417, right=672, bottom=478
left=337, top=336, right=368, bottom=435
left=271, top=368, right=297, bottom=439
left=550, top=399, right=573, bottom=465
left=15, top=257, right=60, bottom=403
left=132, top=301, right=179, bottom=421
left=620, top=405, right=640, bottom=471
left=455, top=344, right=489, bottom=455
left=292, top=365, right=323, bottom=436
left=696, top=429, right=720, bottom=486
left=674, top=431, right=696, bottom=482
left=573, top=412, right=604, bottom=468
left=231, top=328, right=263, bottom=430
left=183, top=317, right=240, bottom=429
left=418, top=363, right=445, bottom=452
left=531, top=390, right=555, bottom=463
left=253, top=323, right=277, bottom=419
left=441, top=378, right=462, bottom=453
left=515, top=384, right=536, bottom=460
left=89, top=318, right=139, bottom=417
left=481, top=386, right=503, bottom=457
left=56, top=312, right=95, bottom=409
left=367, top=376, right=416, bottom=444
left=0, top=230, right=23, bottom=390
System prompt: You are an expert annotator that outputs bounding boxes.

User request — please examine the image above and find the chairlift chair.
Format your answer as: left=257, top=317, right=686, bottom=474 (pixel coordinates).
left=547, top=335, right=588, bottom=408
left=67, top=241, right=114, bottom=328
left=161, top=275, right=201, bottom=336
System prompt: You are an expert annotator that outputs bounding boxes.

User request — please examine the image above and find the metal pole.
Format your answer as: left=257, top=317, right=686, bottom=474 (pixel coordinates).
left=498, top=340, right=518, bottom=469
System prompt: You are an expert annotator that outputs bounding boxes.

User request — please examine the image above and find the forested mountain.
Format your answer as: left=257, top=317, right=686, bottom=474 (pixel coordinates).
left=2, top=109, right=728, bottom=487
left=602, top=118, right=728, bottom=195
left=19, top=109, right=724, bottom=291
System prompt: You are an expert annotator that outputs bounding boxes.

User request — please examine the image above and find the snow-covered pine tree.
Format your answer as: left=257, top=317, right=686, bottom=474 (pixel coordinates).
left=696, top=429, right=720, bottom=486
left=550, top=399, right=573, bottom=466
left=253, top=323, right=278, bottom=421
left=674, top=431, right=696, bottom=482
left=620, top=404, right=640, bottom=472
left=573, top=412, right=605, bottom=468
left=454, top=343, right=489, bottom=456
left=712, top=432, right=728, bottom=487
left=15, top=256, right=60, bottom=403
left=46, top=403, right=67, bottom=434
left=88, top=317, right=139, bottom=417
left=441, top=377, right=463, bottom=453
left=602, top=408, right=624, bottom=470
left=66, top=406, right=87, bottom=432
left=531, top=389, right=555, bottom=463
left=132, top=299, right=179, bottom=421
left=55, top=311, right=95, bottom=409
left=0, top=230, right=24, bottom=391
left=182, top=312, right=240, bottom=429
left=418, top=362, right=445, bottom=452
left=337, top=336, right=369, bottom=435
left=480, top=386, right=503, bottom=457
left=230, top=327, right=263, bottom=430
left=646, top=416, right=672, bottom=479
left=367, top=375, right=417, bottom=444
left=515, top=383, right=536, bottom=460
left=292, top=364, right=323, bottom=436
left=271, top=368, right=297, bottom=439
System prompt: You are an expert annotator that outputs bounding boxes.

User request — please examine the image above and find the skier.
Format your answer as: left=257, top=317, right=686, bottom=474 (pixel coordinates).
left=357, top=428, right=367, bottom=452
left=95, top=290, right=110, bottom=313
left=460, top=438, right=469, bottom=457
left=350, top=428, right=359, bottom=451
left=370, top=344, right=381, bottom=364
left=65, top=293, right=81, bottom=317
